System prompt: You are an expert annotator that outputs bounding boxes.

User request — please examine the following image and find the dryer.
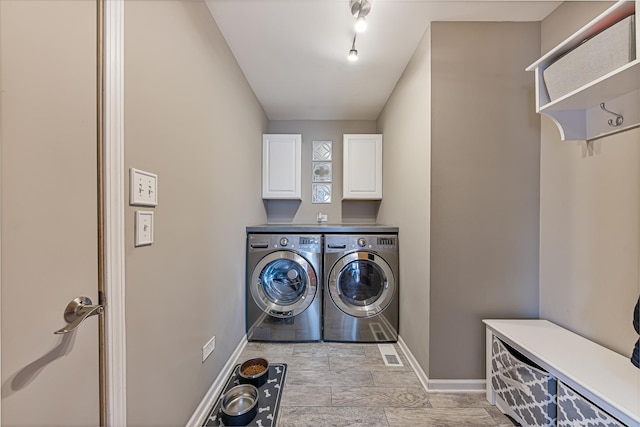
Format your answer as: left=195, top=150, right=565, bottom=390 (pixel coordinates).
left=323, top=234, right=399, bottom=342
left=246, top=233, right=322, bottom=342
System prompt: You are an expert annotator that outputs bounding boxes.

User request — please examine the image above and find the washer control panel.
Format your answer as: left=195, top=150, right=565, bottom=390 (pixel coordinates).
left=248, top=234, right=321, bottom=252
left=325, top=234, right=397, bottom=252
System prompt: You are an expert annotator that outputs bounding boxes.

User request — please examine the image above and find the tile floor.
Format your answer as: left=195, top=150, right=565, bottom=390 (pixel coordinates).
left=235, top=341, right=518, bottom=427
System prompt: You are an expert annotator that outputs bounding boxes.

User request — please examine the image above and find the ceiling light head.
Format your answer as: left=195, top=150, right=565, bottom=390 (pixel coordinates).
left=350, top=0, right=371, bottom=18
left=348, top=48, right=358, bottom=61
left=355, top=15, right=367, bottom=33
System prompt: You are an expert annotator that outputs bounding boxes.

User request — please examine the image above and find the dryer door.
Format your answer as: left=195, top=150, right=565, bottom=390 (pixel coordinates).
left=251, top=251, right=317, bottom=318
left=328, top=251, right=395, bottom=318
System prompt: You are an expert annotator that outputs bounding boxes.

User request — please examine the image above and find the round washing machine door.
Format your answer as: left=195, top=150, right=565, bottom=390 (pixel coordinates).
left=251, top=251, right=317, bottom=318
left=328, top=251, right=396, bottom=318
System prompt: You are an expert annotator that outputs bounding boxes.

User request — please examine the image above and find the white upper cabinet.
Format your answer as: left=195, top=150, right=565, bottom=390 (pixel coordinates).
left=262, top=134, right=302, bottom=199
left=526, top=0, right=639, bottom=141
left=343, top=134, right=382, bottom=200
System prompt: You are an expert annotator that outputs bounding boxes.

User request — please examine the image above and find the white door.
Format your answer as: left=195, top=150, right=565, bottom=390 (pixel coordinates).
left=1, top=1, right=101, bottom=425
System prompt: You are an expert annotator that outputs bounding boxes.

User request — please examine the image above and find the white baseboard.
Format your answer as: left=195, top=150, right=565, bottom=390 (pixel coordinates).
left=398, top=335, right=486, bottom=394
left=186, top=335, right=248, bottom=427
left=427, top=379, right=486, bottom=393
left=397, top=336, right=430, bottom=392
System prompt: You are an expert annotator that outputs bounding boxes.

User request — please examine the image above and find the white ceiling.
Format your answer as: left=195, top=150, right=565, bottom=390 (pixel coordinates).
left=205, top=0, right=561, bottom=121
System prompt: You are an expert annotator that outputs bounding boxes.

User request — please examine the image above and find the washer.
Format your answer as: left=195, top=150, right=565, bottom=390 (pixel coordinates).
left=323, top=234, right=399, bottom=342
left=246, top=233, right=322, bottom=342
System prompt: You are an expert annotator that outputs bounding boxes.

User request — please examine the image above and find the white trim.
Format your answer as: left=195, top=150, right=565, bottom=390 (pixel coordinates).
left=427, top=379, right=486, bottom=393
left=398, top=336, right=486, bottom=394
left=186, top=335, right=248, bottom=427
left=103, top=0, right=127, bottom=425
left=0, top=22, right=3, bottom=422
left=397, top=336, right=430, bottom=393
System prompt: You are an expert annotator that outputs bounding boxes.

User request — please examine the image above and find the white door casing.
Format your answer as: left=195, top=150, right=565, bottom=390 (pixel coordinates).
left=103, top=0, right=127, bottom=425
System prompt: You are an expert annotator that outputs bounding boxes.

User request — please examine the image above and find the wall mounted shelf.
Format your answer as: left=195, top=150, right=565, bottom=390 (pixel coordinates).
left=526, top=0, right=639, bottom=141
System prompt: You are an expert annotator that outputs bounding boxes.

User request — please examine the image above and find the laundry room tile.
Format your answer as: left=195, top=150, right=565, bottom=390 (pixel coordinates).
left=294, top=343, right=367, bottom=357
left=286, top=370, right=374, bottom=387
left=277, top=407, right=389, bottom=427
left=230, top=342, right=518, bottom=427
left=280, top=385, right=331, bottom=407
left=383, top=407, right=497, bottom=426
left=364, top=343, right=410, bottom=363
left=278, top=355, right=329, bottom=371
left=331, top=386, right=430, bottom=408
left=329, top=355, right=410, bottom=372
left=371, top=371, right=422, bottom=388
left=291, top=343, right=326, bottom=357
left=427, top=392, right=492, bottom=408
left=327, top=343, right=368, bottom=357
left=241, top=342, right=294, bottom=358
left=363, top=344, right=387, bottom=357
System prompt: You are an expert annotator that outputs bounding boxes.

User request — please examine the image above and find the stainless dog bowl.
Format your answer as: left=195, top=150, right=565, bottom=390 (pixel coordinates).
left=237, top=357, right=269, bottom=387
left=219, top=384, right=258, bottom=426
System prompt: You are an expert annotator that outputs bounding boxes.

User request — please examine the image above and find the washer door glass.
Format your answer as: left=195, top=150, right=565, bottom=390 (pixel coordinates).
left=251, top=251, right=317, bottom=318
left=261, top=259, right=307, bottom=305
left=328, top=252, right=395, bottom=318
left=337, top=260, right=383, bottom=307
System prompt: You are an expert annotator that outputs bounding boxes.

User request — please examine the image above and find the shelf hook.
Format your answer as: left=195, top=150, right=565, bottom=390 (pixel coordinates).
left=600, top=102, right=623, bottom=127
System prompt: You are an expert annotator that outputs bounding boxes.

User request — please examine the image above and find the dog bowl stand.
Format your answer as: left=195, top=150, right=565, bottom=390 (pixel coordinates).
left=203, top=363, right=287, bottom=427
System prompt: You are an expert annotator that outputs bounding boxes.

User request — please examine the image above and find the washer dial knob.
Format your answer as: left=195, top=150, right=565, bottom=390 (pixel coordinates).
left=279, top=237, right=289, bottom=247
left=357, top=238, right=366, bottom=248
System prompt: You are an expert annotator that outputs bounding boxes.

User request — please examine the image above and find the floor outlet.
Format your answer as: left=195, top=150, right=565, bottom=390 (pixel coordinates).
left=202, top=335, right=216, bottom=362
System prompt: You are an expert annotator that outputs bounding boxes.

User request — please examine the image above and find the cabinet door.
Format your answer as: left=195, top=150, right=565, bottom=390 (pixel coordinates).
left=343, top=134, right=382, bottom=199
left=262, top=134, right=302, bottom=199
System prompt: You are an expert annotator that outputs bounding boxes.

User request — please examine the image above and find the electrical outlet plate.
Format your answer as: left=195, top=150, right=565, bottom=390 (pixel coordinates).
left=130, top=168, right=158, bottom=206
left=135, top=211, right=154, bottom=247
left=202, top=335, right=215, bottom=362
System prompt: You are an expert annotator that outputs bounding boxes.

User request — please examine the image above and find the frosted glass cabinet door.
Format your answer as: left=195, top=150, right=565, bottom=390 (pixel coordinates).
left=343, top=134, right=382, bottom=199
left=262, top=134, right=302, bottom=199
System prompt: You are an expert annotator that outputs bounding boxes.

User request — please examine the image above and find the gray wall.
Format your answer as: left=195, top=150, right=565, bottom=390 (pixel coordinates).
left=124, top=2, right=267, bottom=425
left=267, top=120, right=378, bottom=224
left=377, top=27, right=432, bottom=377
left=429, top=22, right=541, bottom=379
left=377, top=21, right=541, bottom=381
left=539, top=1, right=640, bottom=357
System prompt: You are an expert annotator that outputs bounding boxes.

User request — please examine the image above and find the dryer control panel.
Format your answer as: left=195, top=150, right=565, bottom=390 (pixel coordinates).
left=325, top=234, right=397, bottom=252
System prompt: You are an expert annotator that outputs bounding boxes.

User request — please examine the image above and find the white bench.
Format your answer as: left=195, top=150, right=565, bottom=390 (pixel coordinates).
left=483, top=319, right=640, bottom=426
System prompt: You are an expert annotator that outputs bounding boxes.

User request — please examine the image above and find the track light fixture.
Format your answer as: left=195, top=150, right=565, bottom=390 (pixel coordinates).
left=348, top=35, right=358, bottom=61
left=350, top=0, right=371, bottom=20
left=351, top=0, right=371, bottom=32
left=347, top=0, right=371, bottom=61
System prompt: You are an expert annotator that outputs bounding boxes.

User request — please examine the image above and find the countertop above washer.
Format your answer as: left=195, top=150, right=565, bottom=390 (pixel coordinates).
left=246, top=224, right=399, bottom=234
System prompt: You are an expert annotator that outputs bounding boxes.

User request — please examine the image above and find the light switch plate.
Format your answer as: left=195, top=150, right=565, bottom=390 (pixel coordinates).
left=130, top=168, right=158, bottom=206
left=135, top=211, right=154, bottom=246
